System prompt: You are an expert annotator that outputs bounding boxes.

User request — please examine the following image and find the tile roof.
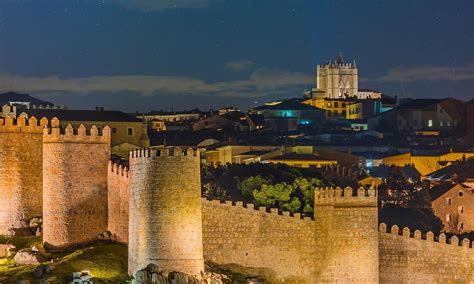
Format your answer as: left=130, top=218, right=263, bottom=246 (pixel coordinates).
left=269, top=152, right=333, bottom=161
left=21, top=109, right=142, bottom=122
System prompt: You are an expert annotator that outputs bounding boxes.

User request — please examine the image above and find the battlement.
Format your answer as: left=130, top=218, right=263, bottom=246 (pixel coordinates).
left=379, top=223, right=472, bottom=249
left=0, top=115, right=48, bottom=133
left=314, top=186, right=377, bottom=206
left=43, top=123, right=110, bottom=144
left=202, top=198, right=314, bottom=222
left=129, top=147, right=200, bottom=160
left=108, top=161, right=129, bottom=179
left=316, top=63, right=356, bottom=69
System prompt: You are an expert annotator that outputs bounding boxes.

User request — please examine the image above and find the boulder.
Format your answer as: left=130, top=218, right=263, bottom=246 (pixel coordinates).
left=0, top=243, right=16, bottom=257
left=14, top=249, right=47, bottom=265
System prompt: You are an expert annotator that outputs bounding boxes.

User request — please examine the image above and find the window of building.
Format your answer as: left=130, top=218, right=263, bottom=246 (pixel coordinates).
left=446, top=213, right=451, bottom=222
left=127, top=127, right=134, bottom=136
left=447, top=120, right=451, bottom=127
left=334, top=102, right=339, bottom=108
left=445, top=197, right=452, bottom=205
left=413, top=120, right=417, bottom=127
left=458, top=191, right=464, bottom=198
left=439, top=108, right=443, bottom=113
left=112, top=127, right=117, bottom=134
left=460, top=223, right=464, bottom=230
left=440, top=121, right=443, bottom=127
left=342, top=103, right=346, bottom=108
left=458, top=206, right=464, bottom=214
left=428, top=119, right=433, bottom=127
left=327, top=102, right=332, bottom=107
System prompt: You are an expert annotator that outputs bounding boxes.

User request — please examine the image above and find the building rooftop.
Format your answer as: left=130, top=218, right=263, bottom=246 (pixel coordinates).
left=426, top=159, right=474, bottom=182
left=21, top=109, right=142, bottom=122
left=429, top=182, right=471, bottom=201
left=0, top=92, right=54, bottom=107
left=253, top=98, right=321, bottom=111
left=397, top=98, right=443, bottom=110
left=143, top=109, right=205, bottom=116
left=269, top=152, right=333, bottom=161
left=367, top=165, right=421, bottom=180
left=236, top=150, right=273, bottom=156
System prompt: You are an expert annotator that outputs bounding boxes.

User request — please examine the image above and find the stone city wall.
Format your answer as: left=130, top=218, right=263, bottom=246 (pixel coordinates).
left=201, top=199, right=317, bottom=283
left=0, top=116, right=47, bottom=234
left=107, top=161, right=129, bottom=243
left=313, top=187, right=379, bottom=282
left=378, top=223, right=473, bottom=283
left=42, top=122, right=110, bottom=248
left=128, top=148, right=204, bottom=277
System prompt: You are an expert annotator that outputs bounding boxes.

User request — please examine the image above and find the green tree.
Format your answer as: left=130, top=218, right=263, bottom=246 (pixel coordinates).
left=240, top=175, right=269, bottom=199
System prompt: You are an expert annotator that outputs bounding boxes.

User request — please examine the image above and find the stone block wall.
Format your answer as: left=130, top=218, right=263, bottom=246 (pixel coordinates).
left=42, top=122, right=111, bottom=248
left=379, top=223, right=473, bottom=283
left=0, top=116, right=47, bottom=234
left=107, top=161, right=129, bottom=243
left=201, top=199, right=316, bottom=283
left=313, top=187, right=379, bottom=282
left=128, top=148, right=204, bottom=277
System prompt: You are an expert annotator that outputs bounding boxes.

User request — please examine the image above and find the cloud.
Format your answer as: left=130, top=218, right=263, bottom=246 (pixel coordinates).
left=0, top=68, right=313, bottom=98
left=225, top=60, right=256, bottom=71
left=109, top=0, right=214, bottom=12
left=374, top=63, right=474, bottom=82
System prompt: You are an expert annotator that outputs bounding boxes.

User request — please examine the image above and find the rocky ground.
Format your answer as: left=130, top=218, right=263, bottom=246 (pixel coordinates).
left=0, top=236, right=260, bottom=283
left=0, top=236, right=129, bottom=283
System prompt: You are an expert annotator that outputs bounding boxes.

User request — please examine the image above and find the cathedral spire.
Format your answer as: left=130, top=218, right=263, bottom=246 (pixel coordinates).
left=336, top=51, right=344, bottom=65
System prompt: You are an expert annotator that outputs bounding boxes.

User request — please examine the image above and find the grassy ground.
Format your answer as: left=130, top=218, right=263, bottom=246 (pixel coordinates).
left=0, top=236, right=129, bottom=282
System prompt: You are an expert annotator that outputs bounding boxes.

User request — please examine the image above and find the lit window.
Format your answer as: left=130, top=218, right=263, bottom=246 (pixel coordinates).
left=446, top=197, right=452, bottom=205
left=447, top=121, right=451, bottom=127
left=446, top=213, right=451, bottom=222
left=440, top=121, right=443, bottom=127
left=428, top=119, right=433, bottom=127
left=127, top=127, right=134, bottom=136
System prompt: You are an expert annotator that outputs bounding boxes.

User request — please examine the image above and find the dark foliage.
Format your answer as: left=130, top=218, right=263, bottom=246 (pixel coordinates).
left=378, top=167, right=443, bottom=234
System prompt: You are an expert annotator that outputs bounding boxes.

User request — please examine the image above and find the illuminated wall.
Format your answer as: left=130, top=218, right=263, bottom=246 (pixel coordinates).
left=0, top=116, right=46, bottom=234
left=128, top=148, right=204, bottom=277
left=379, top=223, right=473, bottom=282
left=313, top=187, right=379, bottom=282
left=107, top=161, right=129, bottom=243
left=202, top=199, right=317, bottom=283
left=42, top=122, right=111, bottom=248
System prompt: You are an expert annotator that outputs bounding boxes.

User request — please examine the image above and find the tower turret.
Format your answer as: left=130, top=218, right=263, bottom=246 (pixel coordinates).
left=313, top=186, right=379, bottom=282
left=42, top=120, right=111, bottom=248
left=128, top=147, right=204, bottom=277
left=0, top=116, right=46, bottom=234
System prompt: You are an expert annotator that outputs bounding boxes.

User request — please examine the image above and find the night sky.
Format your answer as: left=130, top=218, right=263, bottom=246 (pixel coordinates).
left=0, top=0, right=472, bottom=112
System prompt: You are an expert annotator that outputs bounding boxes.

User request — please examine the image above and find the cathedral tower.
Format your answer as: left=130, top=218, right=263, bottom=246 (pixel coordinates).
left=316, top=52, right=358, bottom=99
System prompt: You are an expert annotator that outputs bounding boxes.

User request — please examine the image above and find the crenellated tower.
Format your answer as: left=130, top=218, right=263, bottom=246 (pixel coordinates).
left=42, top=119, right=111, bottom=248
left=315, top=52, right=358, bottom=99
left=128, top=147, right=204, bottom=277
left=313, top=186, right=379, bottom=282
left=0, top=116, right=47, bottom=234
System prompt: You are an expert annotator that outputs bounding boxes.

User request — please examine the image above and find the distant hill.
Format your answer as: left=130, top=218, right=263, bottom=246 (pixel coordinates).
left=0, top=92, right=54, bottom=107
